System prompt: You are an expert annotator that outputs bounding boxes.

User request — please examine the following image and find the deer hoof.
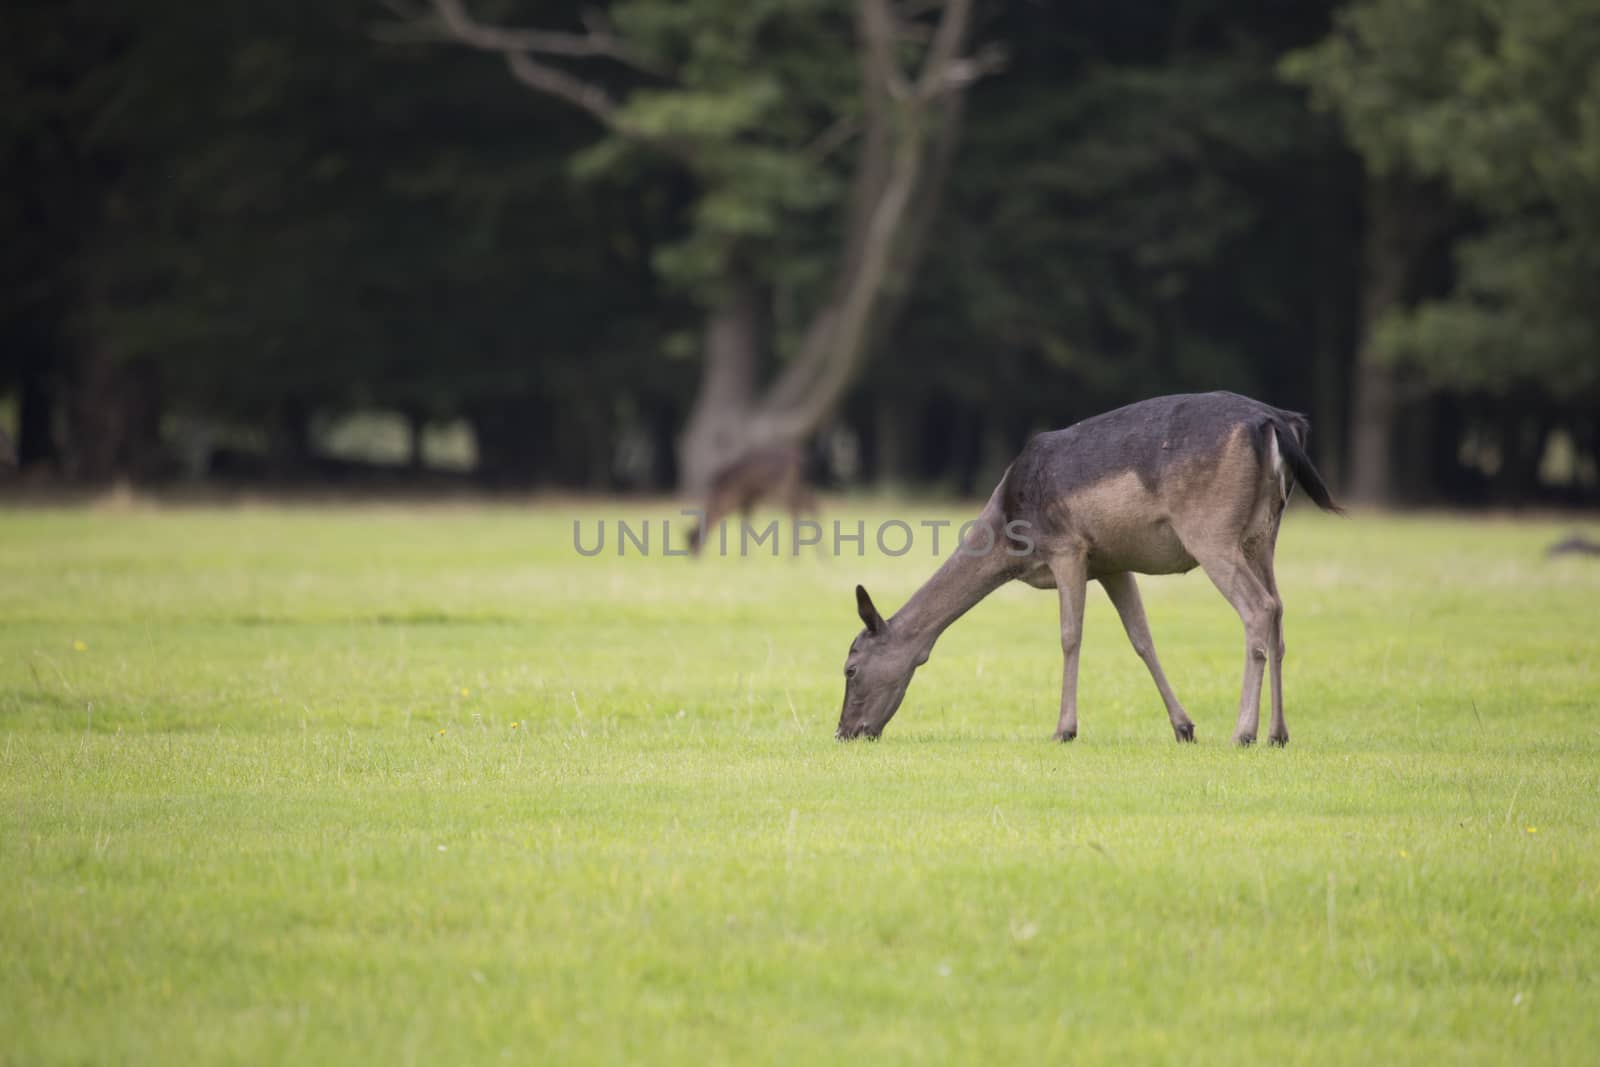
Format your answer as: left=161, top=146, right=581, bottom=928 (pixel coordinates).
left=1173, top=722, right=1196, bottom=743
left=1053, top=729, right=1077, bottom=743
left=1231, top=732, right=1256, bottom=747
left=1268, top=732, right=1289, bottom=747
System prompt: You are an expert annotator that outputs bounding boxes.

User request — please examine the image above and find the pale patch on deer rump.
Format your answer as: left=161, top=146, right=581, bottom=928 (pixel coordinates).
left=1266, top=427, right=1289, bottom=505
left=1052, top=470, right=1197, bottom=578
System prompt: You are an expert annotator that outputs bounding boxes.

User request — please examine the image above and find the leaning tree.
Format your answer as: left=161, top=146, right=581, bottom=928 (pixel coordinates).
left=384, top=0, right=999, bottom=491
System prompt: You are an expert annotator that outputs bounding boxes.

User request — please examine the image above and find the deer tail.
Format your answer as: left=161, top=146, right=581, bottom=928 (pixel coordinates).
left=1272, top=419, right=1344, bottom=515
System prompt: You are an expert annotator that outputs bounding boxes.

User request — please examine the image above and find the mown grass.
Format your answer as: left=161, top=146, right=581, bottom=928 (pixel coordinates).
left=2, top=501, right=1597, bottom=1064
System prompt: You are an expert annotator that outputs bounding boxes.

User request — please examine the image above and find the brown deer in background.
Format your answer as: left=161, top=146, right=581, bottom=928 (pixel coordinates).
left=688, top=443, right=818, bottom=555
left=836, top=392, right=1343, bottom=746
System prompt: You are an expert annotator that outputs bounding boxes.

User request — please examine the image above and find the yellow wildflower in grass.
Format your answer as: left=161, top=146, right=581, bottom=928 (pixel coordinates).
left=72, top=640, right=88, bottom=652
left=1526, top=826, right=1537, bottom=834
left=1399, top=849, right=1408, bottom=858
left=437, top=729, right=447, bottom=736
left=511, top=721, right=520, bottom=730
left=460, top=687, right=471, bottom=697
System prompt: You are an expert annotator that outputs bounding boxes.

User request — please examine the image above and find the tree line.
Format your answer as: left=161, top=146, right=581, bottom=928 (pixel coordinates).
left=3, top=0, right=1596, bottom=505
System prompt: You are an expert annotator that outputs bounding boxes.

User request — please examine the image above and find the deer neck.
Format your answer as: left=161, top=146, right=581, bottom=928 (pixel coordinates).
left=889, top=540, right=1015, bottom=660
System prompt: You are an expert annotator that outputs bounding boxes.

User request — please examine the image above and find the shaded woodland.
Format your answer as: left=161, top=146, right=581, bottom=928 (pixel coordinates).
left=3, top=0, right=1597, bottom=505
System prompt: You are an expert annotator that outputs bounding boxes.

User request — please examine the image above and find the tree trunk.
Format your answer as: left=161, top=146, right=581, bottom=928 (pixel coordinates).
left=674, top=2, right=985, bottom=493
left=1312, top=310, right=1346, bottom=488
left=1311, top=208, right=1349, bottom=487
left=953, top=408, right=983, bottom=495
left=874, top=395, right=912, bottom=487
left=1491, top=398, right=1547, bottom=506
left=16, top=340, right=57, bottom=469
left=647, top=398, right=679, bottom=490
left=1348, top=177, right=1444, bottom=507
left=267, top=396, right=314, bottom=480
left=678, top=281, right=764, bottom=493
left=67, top=343, right=127, bottom=482
left=1346, top=349, right=1398, bottom=506
left=676, top=99, right=967, bottom=493
left=426, top=0, right=990, bottom=495
left=472, top=397, right=527, bottom=485
left=550, top=401, right=609, bottom=488
left=1427, top=393, right=1469, bottom=501
left=406, top=409, right=427, bottom=473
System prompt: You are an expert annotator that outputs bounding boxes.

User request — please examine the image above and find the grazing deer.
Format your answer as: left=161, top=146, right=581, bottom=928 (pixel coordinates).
left=837, top=392, right=1342, bottom=746
left=689, top=443, right=818, bottom=555
left=1547, top=534, right=1600, bottom=558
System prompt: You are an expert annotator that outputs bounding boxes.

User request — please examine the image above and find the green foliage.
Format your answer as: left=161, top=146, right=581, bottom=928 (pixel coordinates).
left=1376, top=220, right=1600, bottom=392
left=86, top=0, right=862, bottom=422
left=3, top=505, right=1600, bottom=1061
left=1285, top=0, right=1600, bottom=396
left=593, top=0, right=857, bottom=303
left=36, top=0, right=680, bottom=438
left=888, top=2, right=1344, bottom=428
left=8, top=0, right=1596, bottom=493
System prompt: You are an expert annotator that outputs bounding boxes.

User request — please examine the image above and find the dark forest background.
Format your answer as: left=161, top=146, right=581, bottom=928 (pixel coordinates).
left=3, top=0, right=1597, bottom=505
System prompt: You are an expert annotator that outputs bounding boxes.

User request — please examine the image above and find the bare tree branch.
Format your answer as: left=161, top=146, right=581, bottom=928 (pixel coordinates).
left=763, top=1, right=893, bottom=415
left=398, top=0, right=707, bottom=159
left=856, top=84, right=967, bottom=363
left=400, top=0, right=1000, bottom=478
left=427, top=0, right=664, bottom=74
left=938, top=42, right=1007, bottom=92
left=759, top=0, right=991, bottom=433
left=894, top=0, right=947, bottom=21
left=803, top=114, right=861, bottom=165
left=503, top=51, right=619, bottom=123
left=379, top=0, right=425, bottom=20
left=889, top=17, right=934, bottom=45
left=758, top=127, right=922, bottom=438
left=372, top=23, right=443, bottom=44
left=860, top=0, right=914, bottom=102
left=915, top=0, right=972, bottom=99
left=762, top=167, right=922, bottom=439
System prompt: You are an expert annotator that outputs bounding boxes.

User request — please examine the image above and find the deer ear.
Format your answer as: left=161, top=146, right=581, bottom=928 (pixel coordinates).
left=855, top=584, right=886, bottom=635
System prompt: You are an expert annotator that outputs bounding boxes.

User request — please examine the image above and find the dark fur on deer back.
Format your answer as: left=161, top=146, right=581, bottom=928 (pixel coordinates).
left=1002, top=392, right=1335, bottom=527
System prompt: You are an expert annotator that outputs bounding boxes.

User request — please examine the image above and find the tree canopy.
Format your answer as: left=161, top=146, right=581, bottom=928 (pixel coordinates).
left=1286, top=0, right=1600, bottom=397
left=2, top=0, right=1594, bottom=504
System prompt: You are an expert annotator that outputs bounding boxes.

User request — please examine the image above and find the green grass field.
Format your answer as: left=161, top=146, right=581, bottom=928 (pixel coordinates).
left=3, top=501, right=1597, bottom=1064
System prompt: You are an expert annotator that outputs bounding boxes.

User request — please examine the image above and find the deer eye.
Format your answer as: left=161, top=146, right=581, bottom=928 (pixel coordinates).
left=845, top=665, right=858, bottom=679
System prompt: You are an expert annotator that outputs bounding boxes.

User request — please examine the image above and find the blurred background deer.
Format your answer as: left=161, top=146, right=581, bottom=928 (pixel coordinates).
left=687, top=444, right=818, bottom=555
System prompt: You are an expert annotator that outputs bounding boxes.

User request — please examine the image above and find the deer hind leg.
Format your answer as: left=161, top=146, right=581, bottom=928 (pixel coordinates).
left=1048, top=553, right=1089, bottom=741
left=692, top=490, right=734, bottom=557
left=1191, top=544, right=1280, bottom=747
left=688, top=514, right=706, bottom=556
left=779, top=469, right=820, bottom=554
left=1238, top=506, right=1290, bottom=746
left=1253, top=544, right=1289, bottom=747
left=1099, top=572, right=1195, bottom=743
left=787, top=482, right=819, bottom=520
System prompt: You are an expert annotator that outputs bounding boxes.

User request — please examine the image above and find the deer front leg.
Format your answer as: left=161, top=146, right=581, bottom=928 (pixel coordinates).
left=1049, top=554, right=1088, bottom=741
left=1099, top=572, right=1195, bottom=743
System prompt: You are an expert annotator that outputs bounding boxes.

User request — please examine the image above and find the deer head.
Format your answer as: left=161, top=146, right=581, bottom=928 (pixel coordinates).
left=835, top=585, right=921, bottom=740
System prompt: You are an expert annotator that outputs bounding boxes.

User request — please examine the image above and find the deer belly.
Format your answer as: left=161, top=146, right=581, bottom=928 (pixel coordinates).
left=1057, top=473, right=1198, bottom=577
left=1085, top=519, right=1196, bottom=577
